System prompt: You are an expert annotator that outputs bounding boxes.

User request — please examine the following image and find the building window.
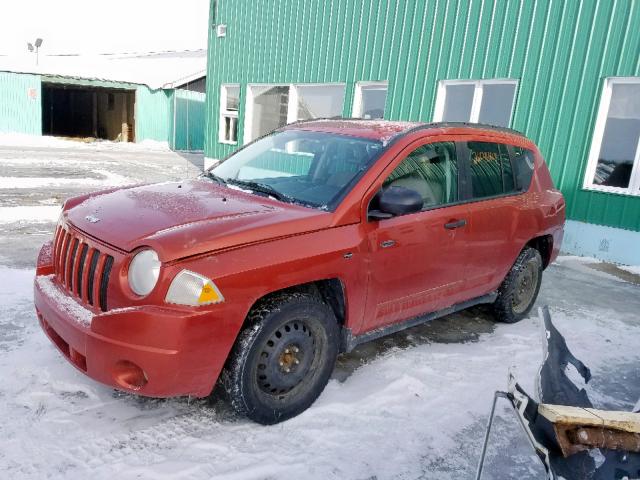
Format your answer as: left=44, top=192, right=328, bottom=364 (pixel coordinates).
left=584, top=78, right=640, bottom=195
left=296, top=84, right=345, bottom=121
left=219, top=84, right=240, bottom=144
left=353, top=82, right=388, bottom=119
left=245, top=85, right=290, bottom=143
left=433, top=80, right=518, bottom=128
left=243, top=84, right=346, bottom=143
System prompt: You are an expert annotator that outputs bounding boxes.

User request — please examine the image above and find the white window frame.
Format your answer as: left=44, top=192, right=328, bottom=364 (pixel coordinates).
left=583, top=77, right=640, bottom=196
left=433, top=79, right=518, bottom=126
left=243, top=83, right=346, bottom=145
left=352, top=81, right=388, bottom=118
left=219, top=84, right=240, bottom=145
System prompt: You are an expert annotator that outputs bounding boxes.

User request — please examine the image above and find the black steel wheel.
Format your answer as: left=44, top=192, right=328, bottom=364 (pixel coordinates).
left=492, top=247, right=543, bottom=323
left=257, top=319, right=319, bottom=396
left=219, top=292, right=339, bottom=424
left=511, top=258, right=540, bottom=315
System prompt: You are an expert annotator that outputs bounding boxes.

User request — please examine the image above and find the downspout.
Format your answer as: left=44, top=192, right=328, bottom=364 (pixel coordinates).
left=186, top=83, right=190, bottom=151
left=172, top=91, right=177, bottom=150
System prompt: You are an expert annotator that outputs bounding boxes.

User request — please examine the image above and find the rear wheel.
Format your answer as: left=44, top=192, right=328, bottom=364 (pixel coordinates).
left=492, top=247, right=543, bottom=323
left=219, top=292, right=339, bottom=424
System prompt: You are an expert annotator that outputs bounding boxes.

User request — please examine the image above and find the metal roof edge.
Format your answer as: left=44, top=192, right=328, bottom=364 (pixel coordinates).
left=162, top=69, right=207, bottom=89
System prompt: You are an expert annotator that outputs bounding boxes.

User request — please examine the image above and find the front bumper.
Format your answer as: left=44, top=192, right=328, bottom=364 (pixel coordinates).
left=34, top=236, right=240, bottom=399
left=34, top=274, right=227, bottom=397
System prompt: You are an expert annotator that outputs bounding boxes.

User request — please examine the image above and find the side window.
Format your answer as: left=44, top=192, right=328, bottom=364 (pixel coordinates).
left=382, top=141, right=458, bottom=209
left=512, top=146, right=535, bottom=191
left=466, top=142, right=514, bottom=198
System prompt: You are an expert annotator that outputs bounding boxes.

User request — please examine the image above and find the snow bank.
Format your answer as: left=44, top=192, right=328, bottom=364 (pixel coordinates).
left=619, top=265, right=640, bottom=276
left=0, top=133, right=169, bottom=151
left=0, top=205, right=60, bottom=223
left=0, top=170, right=130, bottom=189
left=554, top=254, right=601, bottom=264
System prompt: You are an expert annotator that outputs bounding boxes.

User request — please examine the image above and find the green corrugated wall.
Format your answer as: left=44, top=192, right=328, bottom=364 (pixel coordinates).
left=0, top=71, right=42, bottom=135
left=171, top=89, right=206, bottom=151
left=204, top=0, right=640, bottom=232
left=135, top=86, right=173, bottom=143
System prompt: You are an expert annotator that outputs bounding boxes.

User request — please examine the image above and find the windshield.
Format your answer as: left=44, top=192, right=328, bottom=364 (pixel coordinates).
left=208, top=130, right=383, bottom=209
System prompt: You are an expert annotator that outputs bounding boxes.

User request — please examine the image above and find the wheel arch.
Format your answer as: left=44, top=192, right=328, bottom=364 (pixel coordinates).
left=526, top=234, right=553, bottom=269
left=246, top=278, right=347, bottom=327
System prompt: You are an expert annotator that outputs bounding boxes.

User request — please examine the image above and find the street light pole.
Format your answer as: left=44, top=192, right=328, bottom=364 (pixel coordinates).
left=27, top=38, right=43, bottom=65
left=35, top=38, right=43, bottom=66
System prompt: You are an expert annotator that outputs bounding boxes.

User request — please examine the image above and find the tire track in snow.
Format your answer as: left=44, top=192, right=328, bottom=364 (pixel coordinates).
left=59, top=408, right=224, bottom=470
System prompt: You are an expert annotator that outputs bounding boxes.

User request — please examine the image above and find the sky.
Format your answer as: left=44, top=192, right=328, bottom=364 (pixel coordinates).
left=0, top=0, right=210, bottom=56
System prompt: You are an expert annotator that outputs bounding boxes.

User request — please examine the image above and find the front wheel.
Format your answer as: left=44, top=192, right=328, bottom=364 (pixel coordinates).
left=219, top=292, right=339, bottom=424
left=492, top=247, right=543, bottom=323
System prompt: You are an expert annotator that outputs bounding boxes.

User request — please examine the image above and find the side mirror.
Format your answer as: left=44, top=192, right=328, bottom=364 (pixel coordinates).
left=368, top=186, right=423, bottom=220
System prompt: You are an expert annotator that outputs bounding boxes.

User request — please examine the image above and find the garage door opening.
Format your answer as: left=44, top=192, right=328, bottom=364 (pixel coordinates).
left=42, top=84, right=135, bottom=142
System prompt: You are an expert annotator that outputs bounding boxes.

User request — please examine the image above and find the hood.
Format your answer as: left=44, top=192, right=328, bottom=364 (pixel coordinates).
left=65, top=179, right=330, bottom=261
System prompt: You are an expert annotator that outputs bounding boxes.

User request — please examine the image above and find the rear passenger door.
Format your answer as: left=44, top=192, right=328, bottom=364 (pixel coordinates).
left=461, top=140, right=533, bottom=298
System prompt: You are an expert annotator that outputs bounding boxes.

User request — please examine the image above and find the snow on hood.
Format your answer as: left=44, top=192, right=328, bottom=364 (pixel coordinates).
left=64, top=179, right=329, bottom=261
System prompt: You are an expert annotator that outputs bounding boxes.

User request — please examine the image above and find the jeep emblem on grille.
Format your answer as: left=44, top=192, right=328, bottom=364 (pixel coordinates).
left=85, top=215, right=100, bottom=223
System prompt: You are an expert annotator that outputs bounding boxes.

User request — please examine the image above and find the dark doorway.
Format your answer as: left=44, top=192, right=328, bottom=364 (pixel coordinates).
left=42, top=84, right=135, bottom=141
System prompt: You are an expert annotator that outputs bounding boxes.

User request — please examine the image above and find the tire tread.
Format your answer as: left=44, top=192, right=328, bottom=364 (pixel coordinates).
left=219, top=292, right=338, bottom=424
left=492, top=247, right=543, bottom=323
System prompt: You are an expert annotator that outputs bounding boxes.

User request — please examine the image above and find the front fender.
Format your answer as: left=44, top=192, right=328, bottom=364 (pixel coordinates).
left=168, top=224, right=369, bottom=334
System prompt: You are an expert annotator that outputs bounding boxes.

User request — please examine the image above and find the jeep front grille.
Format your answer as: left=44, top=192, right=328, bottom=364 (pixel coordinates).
left=52, top=225, right=113, bottom=312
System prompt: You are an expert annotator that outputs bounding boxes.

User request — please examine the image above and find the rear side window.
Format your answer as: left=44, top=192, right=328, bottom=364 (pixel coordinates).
left=466, top=142, right=513, bottom=198
left=512, top=146, right=535, bottom=191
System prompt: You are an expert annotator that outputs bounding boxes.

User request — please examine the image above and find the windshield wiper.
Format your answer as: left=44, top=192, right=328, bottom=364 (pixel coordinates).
left=226, top=179, right=294, bottom=203
left=201, top=170, right=227, bottom=186
left=202, top=174, right=296, bottom=205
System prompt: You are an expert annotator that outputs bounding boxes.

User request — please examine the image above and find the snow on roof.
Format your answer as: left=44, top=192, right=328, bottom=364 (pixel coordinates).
left=285, top=119, right=423, bottom=144
left=0, top=50, right=206, bottom=90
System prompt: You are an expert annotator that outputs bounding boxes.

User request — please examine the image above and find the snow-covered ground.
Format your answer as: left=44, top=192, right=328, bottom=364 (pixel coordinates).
left=0, top=133, right=171, bottom=151
left=1, top=139, right=639, bottom=479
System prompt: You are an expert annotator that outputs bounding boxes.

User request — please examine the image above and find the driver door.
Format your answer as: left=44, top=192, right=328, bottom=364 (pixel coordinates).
left=362, top=140, right=471, bottom=331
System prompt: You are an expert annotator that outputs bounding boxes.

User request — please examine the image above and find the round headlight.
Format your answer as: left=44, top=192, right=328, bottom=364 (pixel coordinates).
left=128, top=249, right=161, bottom=296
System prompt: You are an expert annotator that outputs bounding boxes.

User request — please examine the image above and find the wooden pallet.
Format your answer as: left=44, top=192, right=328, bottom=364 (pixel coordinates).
left=538, top=404, right=640, bottom=456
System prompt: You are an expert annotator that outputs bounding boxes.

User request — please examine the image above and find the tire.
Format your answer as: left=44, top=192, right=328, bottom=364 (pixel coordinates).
left=219, top=292, right=339, bottom=424
left=492, top=247, right=543, bottom=324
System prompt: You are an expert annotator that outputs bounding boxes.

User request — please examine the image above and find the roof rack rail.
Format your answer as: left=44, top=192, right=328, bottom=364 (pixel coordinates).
left=413, top=121, right=526, bottom=137
left=289, top=118, right=525, bottom=136
left=282, top=118, right=528, bottom=147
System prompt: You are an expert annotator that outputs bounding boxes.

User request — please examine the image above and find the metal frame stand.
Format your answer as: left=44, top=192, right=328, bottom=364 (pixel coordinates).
left=475, top=391, right=511, bottom=480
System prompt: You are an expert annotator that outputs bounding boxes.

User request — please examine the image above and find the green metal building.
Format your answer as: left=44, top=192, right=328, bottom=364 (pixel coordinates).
left=203, top=0, right=640, bottom=265
left=0, top=51, right=207, bottom=151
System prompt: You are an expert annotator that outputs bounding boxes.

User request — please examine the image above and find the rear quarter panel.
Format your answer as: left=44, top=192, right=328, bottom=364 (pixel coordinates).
left=463, top=141, right=565, bottom=298
left=496, top=146, right=565, bottom=282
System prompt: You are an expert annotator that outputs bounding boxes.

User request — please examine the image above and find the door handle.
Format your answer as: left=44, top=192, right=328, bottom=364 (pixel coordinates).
left=444, top=219, right=467, bottom=230
left=380, top=239, right=396, bottom=248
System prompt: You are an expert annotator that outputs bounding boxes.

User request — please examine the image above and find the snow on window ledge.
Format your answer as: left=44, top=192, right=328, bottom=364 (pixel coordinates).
left=582, top=185, right=640, bottom=198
